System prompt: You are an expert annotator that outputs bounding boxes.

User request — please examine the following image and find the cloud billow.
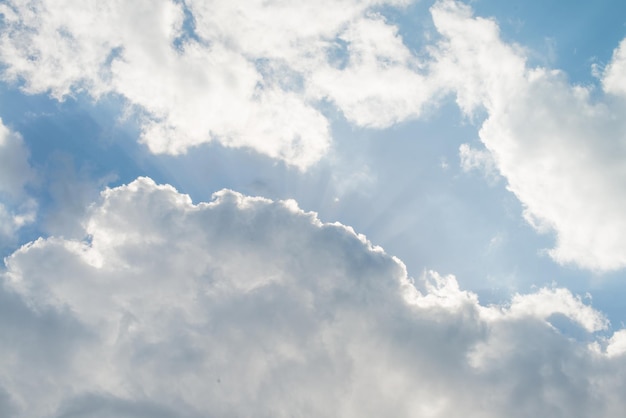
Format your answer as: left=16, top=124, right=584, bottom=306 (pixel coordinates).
left=1, top=177, right=626, bottom=417
left=0, top=0, right=427, bottom=169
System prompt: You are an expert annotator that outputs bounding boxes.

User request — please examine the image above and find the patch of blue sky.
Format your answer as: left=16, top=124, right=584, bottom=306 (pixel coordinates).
left=373, top=0, right=438, bottom=58
left=325, top=102, right=555, bottom=295
left=472, top=0, right=626, bottom=85
left=171, top=0, right=207, bottom=51
left=0, top=86, right=143, bottom=243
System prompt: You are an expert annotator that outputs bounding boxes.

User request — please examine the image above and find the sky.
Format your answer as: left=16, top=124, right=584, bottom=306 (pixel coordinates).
left=1, top=0, right=626, bottom=416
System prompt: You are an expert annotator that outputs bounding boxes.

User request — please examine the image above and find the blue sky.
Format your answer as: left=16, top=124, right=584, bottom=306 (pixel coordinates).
left=2, top=0, right=626, bottom=416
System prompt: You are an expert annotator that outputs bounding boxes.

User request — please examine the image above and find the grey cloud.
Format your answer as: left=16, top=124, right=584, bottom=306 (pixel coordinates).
left=0, top=386, right=16, bottom=418
left=1, top=177, right=626, bottom=417
left=54, top=393, right=185, bottom=418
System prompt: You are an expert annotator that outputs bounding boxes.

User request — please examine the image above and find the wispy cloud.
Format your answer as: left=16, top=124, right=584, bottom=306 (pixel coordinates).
left=0, top=119, right=36, bottom=245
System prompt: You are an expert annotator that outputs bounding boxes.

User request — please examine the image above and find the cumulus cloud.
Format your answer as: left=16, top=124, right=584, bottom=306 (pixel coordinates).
left=307, top=15, right=434, bottom=128
left=602, top=38, right=626, bottom=97
left=2, top=177, right=626, bottom=417
left=0, top=119, right=36, bottom=244
left=0, top=0, right=432, bottom=169
left=430, top=0, right=626, bottom=271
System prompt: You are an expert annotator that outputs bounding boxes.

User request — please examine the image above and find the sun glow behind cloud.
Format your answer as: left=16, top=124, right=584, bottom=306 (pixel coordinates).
left=2, top=0, right=626, bottom=416
left=2, top=178, right=626, bottom=417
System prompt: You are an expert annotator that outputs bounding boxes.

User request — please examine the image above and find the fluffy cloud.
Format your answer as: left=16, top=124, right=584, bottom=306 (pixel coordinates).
left=0, top=0, right=431, bottom=169
left=0, top=119, right=36, bottom=244
left=307, top=15, right=433, bottom=128
left=602, top=38, right=626, bottom=97
left=2, top=177, right=626, bottom=417
left=430, top=1, right=626, bottom=271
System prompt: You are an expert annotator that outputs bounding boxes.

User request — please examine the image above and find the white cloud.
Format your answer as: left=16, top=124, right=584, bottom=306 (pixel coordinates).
left=308, top=15, right=434, bottom=127
left=0, top=0, right=430, bottom=169
left=430, top=0, right=626, bottom=271
left=602, top=38, right=626, bottom=97
left=458, top=142, right=499, bottom=182
left=2, top=177, right=626, bottom=417
left=606, top=330, right=626, bottom=358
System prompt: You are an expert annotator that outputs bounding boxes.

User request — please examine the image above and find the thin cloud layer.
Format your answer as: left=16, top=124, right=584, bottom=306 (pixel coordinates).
left=2, top=177, right=626, bottom=417
left=0, top=119, right=36, bottom=243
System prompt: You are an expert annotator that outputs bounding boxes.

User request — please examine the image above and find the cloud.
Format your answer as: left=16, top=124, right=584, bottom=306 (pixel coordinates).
left=458, top=143, right=499, bottom=182
left=0, top=0, right=429, bottom=169
left=602, top=38, right=626, bottom=97
left=307, top=14, right=434, bottom=128
left=2, top=0, right=626, bottom=271
left=0, top=120, right=34, bottom=198
left=0, top=119, right=36, bottom=244
left=430, top=0, right=626, bottom=271
left=2, top=177, right=626, bottom=417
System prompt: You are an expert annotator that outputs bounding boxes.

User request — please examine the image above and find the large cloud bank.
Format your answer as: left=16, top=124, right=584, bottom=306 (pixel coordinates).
left=2, top=177, right=626, bottom=417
